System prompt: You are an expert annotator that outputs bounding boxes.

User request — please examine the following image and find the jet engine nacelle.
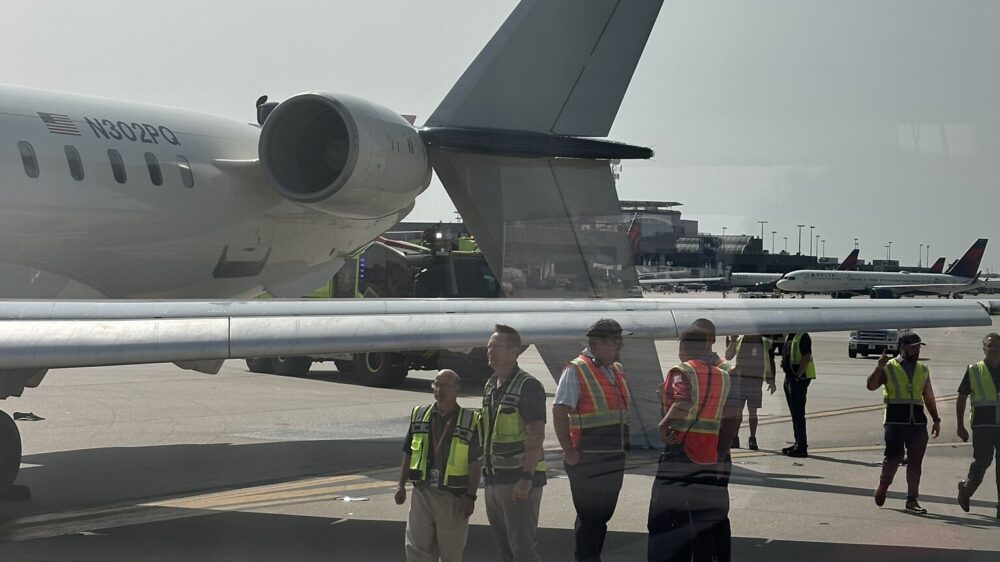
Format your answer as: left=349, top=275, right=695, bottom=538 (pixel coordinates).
left=258, top=93, right=431, bottom=219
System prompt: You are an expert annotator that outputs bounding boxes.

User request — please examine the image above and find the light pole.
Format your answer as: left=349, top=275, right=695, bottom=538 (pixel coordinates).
left=771, top=231, right=777, bottom=254
left=919, top=243, right=923, bottom=268
left=783, top=236, right=788, bottom=252
left=757, top=220, right=768, bottom=246
left=885, top=245, right=890, bottom=260
left=809, top=226, right=815, bottom=256
left=722, top=226, right=727, bottom=237
left=796, top=224, right=805, bottom=255
left=926, top=244, right=930, bottom=267
left=821, top=239, right=826, bottom=258
left=888, top=241, right=892, bottom=261
left=815, top=234, right=820, bottom=258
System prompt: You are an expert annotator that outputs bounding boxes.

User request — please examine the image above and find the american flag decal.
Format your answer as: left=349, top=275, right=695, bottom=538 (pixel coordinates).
left=38, top=112, right=81, bottom=136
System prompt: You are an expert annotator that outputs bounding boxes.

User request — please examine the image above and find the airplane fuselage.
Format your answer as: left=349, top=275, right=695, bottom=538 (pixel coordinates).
left=0, top=85, right=414, bottom=299
left=776, top=270, right=970, bottom=294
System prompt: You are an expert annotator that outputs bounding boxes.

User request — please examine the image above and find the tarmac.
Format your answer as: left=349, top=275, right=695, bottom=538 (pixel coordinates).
left=0, top=302, right=997, bottom=560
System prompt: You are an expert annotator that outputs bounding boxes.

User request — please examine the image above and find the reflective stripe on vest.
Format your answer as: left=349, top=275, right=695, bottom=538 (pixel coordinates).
left=882, top=359, right=928, bottom=424
left=968, top=361, right=1000, bottom=425
left=482, top=369, right=546, bottom=476
left=408, top=404, right=479, bottom=491
left=567, top=355, right=630, bottom=450
left=666, top=361, right=730, bottom=436
left=788, top=333, right=816, bottom=379
left=734, top=335, right=772, bottom=379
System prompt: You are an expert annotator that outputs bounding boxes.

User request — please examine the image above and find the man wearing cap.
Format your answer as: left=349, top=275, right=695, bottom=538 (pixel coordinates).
left=867, top=332, right=941, bottom=514
left=955, top=332, right=1000, bottom=518
left=553, top=318, right=632, bottom=562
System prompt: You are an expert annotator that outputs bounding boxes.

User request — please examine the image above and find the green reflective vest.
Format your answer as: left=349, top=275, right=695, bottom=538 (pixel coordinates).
left=408, top=404, right=479, bottom=492
left=968, top=361, right=1000, bottom=426
left=882, top=359, right=929, bottom=424
left=734, top=335, right=773, bottom=380
left=787, top=333, right=816, bottom=379
left=482, top=369, right=546, bottom=477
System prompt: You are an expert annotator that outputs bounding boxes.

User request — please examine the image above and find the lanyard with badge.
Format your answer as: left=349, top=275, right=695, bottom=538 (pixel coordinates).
left=428, top=414, right=454, bottom=486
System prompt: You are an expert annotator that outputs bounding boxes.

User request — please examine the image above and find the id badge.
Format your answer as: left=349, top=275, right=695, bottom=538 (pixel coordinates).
left=429, top=469, right=440, bottom=486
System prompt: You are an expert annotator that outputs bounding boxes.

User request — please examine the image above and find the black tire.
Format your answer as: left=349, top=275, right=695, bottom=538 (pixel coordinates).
left=270, top=356, right=312, bottom=377
left=245, top=357, right=275, bottom=374
left=848, top=349, right=857, bottom=359
left=333, top=360, right=355, bottom=374
left=0, top=410, right=22, bottom=492
left=353, top=352, right=407, bottom=388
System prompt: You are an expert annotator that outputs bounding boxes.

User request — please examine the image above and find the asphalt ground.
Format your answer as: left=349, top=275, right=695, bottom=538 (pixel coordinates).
left=0, top=305, right=997, bottom=560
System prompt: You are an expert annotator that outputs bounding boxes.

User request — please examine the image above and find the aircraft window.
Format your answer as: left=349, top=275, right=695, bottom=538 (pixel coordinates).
left=107, top=149, right=127, bottom=184
left=64, top=145, right=84, bottom=181
left=177, top=156, right=194, bottom=188
left=144, top=153, right=163, bottom=186
left=18, top=141, right=39, bottom=178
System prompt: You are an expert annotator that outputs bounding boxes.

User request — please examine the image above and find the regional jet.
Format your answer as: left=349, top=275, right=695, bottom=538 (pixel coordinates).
left=0, top=0, right=994, bottom=497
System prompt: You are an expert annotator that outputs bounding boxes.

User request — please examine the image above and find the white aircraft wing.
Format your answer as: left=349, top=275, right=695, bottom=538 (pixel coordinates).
left=872, top=277, right=986, bottom=297
left=638, top=277, right=725, bottom=287
left=0, top=298, right=994, bottom=372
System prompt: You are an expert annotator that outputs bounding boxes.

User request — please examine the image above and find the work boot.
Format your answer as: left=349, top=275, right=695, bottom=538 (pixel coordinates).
left=781, top=445, right=795, bottom=455
left=731, top=436, right=740, bottom=449
left=957, top=481, right=971, bottom=513
left=748, top=436, right=759, bottom=451
left=905, top=499, right=927, bottom=514
left=786, top=446, right=808, bottom=458
left=874, top=483, right=888, bottom=507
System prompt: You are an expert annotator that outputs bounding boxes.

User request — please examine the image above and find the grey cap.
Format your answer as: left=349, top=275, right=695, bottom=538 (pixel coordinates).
left=899, top=333, right=925, bottom=347
left=586, top=318, right=633, bottom=338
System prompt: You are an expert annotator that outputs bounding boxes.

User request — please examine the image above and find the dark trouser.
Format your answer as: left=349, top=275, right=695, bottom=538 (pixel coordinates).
left=880, top=424, right=929, bottom=500
left=565, top=451, right=626, bottom=562
left=783, top=376, right=811, bottom=448
left=708, top=454, right=732, bottom=562
left=963, top=426, right=1000, bottom=505
left=647, top=445, right=726, bottom=562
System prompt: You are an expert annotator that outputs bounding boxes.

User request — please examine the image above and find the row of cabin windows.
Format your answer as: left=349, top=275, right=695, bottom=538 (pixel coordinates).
left=17, top=141, right=194, bottom=188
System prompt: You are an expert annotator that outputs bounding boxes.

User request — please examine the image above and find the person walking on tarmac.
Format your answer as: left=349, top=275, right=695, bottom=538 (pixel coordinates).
left=553, top=318, right=632, bottom=562
left=647, top=328, right=732, bottom=562
left=725, top=334, right=776, bottom=450
left=868, top=332, right=941, bottom=514
left=956, top=332, right=1000, bottom=518
left=781, top=333, right=815, bottom=457
left=482, top=324, right=547, bottom=562
left=395, top=370, right=482, bottom=562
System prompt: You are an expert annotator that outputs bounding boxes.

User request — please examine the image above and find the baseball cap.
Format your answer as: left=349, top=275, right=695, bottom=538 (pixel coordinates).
left=899, top=333, right=925, bottom=347
left=586, top=318, right=633, bottom=338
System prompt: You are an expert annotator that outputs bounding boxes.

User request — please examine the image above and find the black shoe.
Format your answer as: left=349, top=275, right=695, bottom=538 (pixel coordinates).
left=787, top=447, right=808, bottom=458
left=781, top=445, right=795, bottom=455
left=731, top=436, right=740, bottom=449
left=748, top=436, right=759, bottom=451
left=957, top=481, right=971, bottom=513
left=905, top=499, right=927, bottom=514
left=874, top=483, right=888, bottom=507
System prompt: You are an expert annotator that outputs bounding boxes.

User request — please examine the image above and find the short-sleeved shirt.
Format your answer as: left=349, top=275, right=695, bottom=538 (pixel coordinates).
left=958, top=362, right=1000, bottom=426
left=554, top=347, right=621, bottom=408
left=781, top=333, right=812, bottom=375
left=402, top=406, right=483, bottom=494
left=484, top=368, right=546, bottom=486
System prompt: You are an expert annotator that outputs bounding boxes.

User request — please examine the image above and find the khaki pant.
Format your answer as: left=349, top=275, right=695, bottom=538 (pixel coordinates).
left=405, top=485, right=470, bottom=562
left=484, top=483, right=543, bottom=562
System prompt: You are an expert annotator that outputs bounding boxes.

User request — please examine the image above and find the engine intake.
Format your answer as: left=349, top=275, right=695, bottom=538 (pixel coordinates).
left=259, top=93, right=431, bottom=219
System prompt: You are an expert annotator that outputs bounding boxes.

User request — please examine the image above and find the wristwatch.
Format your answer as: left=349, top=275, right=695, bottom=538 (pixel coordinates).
left=519, top=471, right=533, bottom=481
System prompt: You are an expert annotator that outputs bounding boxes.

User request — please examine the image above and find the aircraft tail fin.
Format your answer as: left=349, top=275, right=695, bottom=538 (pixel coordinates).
left=425, top=0, right=663, bottom=135
left=836, top=249, right=860, bottom=271
left=946, top=239, right=988, bottom=278
left=928, top=257, right=945, bottom=274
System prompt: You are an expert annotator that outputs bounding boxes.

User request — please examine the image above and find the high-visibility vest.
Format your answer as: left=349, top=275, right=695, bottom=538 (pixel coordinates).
left=882, top=358, right=929, bottom=424
left=786, top=334, right=816, bottom=379
left=967, top=361, right=1000, bottom=426
left=567, top=354, right=630, bottom=452
left=661, top=360, right=730, bottom=465
left=408, top=404, right=480, bottom=492
left=734, top=335, right=773, bottom=380
left=482, top=369, right=546, bottom=477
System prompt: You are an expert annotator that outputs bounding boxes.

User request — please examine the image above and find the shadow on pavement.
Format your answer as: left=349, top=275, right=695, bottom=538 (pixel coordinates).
left=0, top=511, right=995, bottom=561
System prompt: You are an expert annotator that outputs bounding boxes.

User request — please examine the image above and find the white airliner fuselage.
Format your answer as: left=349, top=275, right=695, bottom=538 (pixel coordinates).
left=0, top=85, right=421, bottom=299
left=776, top=270, right=974, bottom=294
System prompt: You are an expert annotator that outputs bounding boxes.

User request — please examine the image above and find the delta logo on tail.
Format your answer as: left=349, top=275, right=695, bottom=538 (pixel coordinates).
left=928, top=257, right=946, bottom=274
left=836, top=249, right=860, bottom=271
left=946, top=238, right=988, bottom=278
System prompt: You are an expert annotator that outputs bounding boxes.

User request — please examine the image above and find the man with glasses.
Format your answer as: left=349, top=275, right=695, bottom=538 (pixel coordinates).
left=956, top=332, right=1000, bottom=518
left=867, top=332, right=941, bottom=514
left=553, top=318, right=632, bottom=562
left=395, top=369, right=482, bottom=562
left=482, top=324, right=547, bottom=562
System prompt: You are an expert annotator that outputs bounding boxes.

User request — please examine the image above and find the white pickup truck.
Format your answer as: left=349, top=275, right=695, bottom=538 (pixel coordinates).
left=848, top=328, right=913, bottom=358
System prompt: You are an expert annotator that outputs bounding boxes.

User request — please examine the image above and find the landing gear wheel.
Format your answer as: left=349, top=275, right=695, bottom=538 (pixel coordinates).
left=0, top=410, right=22, bottom=496
left=245, top=357, right=275, bottom=374
left=270, top=356, right=312, bottom=377
left=352, top=352, right=407, bottom=388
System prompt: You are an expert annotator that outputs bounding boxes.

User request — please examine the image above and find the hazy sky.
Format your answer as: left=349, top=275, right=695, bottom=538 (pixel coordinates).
left=3, top=1, right=998, bottom=270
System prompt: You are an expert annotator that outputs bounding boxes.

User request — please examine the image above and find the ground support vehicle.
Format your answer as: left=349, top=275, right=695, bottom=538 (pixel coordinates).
left=848, top=328, right=913, bottom=358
